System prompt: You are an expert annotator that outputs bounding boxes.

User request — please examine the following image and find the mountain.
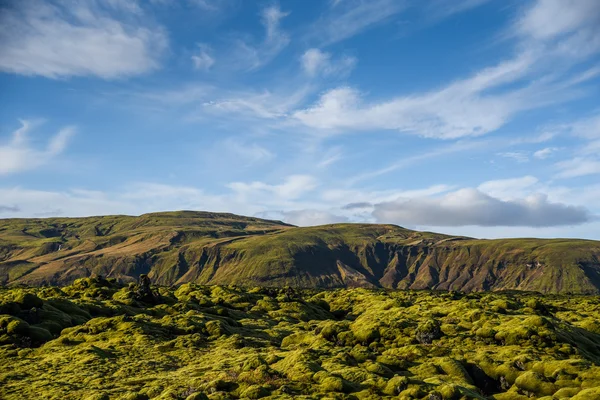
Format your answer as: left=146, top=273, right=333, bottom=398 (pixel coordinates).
left=1, top=211, right=599, bottom=293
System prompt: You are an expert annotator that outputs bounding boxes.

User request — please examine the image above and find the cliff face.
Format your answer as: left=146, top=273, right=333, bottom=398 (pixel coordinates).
left=1, top=211, right=599, bottom=293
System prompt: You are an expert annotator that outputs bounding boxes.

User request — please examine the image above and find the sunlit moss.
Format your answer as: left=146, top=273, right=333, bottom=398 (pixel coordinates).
left=1, top=283, right=600, bottom=399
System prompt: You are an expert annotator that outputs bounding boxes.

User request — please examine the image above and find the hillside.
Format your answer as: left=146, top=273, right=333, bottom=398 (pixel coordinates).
left=1, top=211, right=599, bottom=293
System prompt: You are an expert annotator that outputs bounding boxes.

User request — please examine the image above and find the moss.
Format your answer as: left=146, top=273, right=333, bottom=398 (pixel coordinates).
left=6, top=319, right=29, bottom=335
left=205, top=320, right=232, bottom=337
left=383, top=375, right=409, bottom=395
left=350, top=345, right=373, bottom=363
left=436, top=358, right=473, bottom=384
left=351, top=321, right=380, bottom=345
left=437, top=384, right=460, bottom=400
left=27, top=326, right=53, bottom=343
left=1, top=284, right=600, bottom=399
left=415, top=319, right=443, bottom=344
left=398, top=386, right=425, bottom=399
left=320, top=376, right=345, bottom=392
left=240, top=385, right=270, bottom=399
left=242, top=355, right=267, bottom=371
left=185, top=393, right=209, bottom=400
left=553, top=387, right=582, bottom=399
left=84, top=394, right=110, bottom=400
left=363, top=361, right=393, bottom=377
left=514, top=371, right=556, bottom=396
left=272, top=350, right=321, bottom=382
left=571, top=387, right=600, bottom=399
left=15, top=292, right=44, bottom=309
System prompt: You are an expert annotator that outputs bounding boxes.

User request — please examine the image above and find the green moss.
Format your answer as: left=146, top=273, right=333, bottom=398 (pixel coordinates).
left=571, top=387, right=600, bottom=399
left=383, top=375, right=409, bottom=395
left=240, top=385, right=270, bottom=399
left=15, top=292, right=43, bottom=309
left=437, top=383, right=460, bottom=400
left=185, top=393, right=209, bottom=400
left=272, top=350, right=322, bottom=382
left=6, top=319, right=29, bottom=335
left=320, top=376, right=345, bottom=392
left=514, top=371, right=556, bottom=396
left=1, top=284, right=600, bottom=399
left=415, top=319, right=443, bottom=344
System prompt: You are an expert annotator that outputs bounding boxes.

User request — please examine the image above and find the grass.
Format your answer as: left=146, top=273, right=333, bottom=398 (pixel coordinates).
left=1, top=278, right=600, bottom=399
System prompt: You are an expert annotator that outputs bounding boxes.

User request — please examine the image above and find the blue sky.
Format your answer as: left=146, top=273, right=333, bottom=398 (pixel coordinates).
left=1, top=0, right=599, bottom=239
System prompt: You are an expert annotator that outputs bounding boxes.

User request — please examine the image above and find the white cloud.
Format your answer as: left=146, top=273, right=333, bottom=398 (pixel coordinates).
left=567, top=115, right=600, bottom=139
left=258, top=209, right=348, bottom=226
left=555, top=158, right=600, bottom=178
left=232, top=4, right=290, bottom=70
left=327, top=184, right=454, bottom=206
left=291, top=52, right=582, bottom=139
left=191, top=44, right=215, bottom=70
left=0, top=183, right=233, bottom=218
left=301, top=48, right=356, bottom=77
left=350, top=140, right=488, bottom=183
left=227, top=175, right=318, bottom=202
left=0, top=0, right=168, bottom=79
left=426, top=0, right=491, bottom=20
left=221, top=138, right=274, bottom=165
left=498, top=151, right=530, bottom=163
left=0, top=120, right=75, bottom=175
left=372, top=188, right=592, bottom=227
left=477, top=176, right=539, bottom=200
left=317, top=146, right=344, bottom=168
left=292, top=0, right=600, bottom=139
left=533, top=147, right=558, bottom=159
left=311, top=0, right=406, bottom=45
left=202, top=85, right=313, bottom=120
left=516, top=0, right=600, bottom=41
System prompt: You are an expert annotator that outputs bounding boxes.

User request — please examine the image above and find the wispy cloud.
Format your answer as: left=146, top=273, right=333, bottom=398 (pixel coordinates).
left=292, top=0, right=600, bottom=139
left=349, top=140, right=488, bottom=183
left=477, top=176, right=539, bottom=200
left=0, top=0, right=168, bottom=79
left=191, top=44, right=215, bottom=70
left=533, top=147, right=558, bottom=159
left=221, top=138, right=274, bottom=165
left=555, top=158, right=600, bottom=178
left=498, top=151, right=530, bottom=163
left=231, top=4, right=290, bottom=70
left=0, top=120, right=75, bottom=175
left=201, top=85, right=313, bottom=120
left=548, top=113, right=600, bottom=178
left=227, top=175, right=318, bottom=202
left=425, top=0, right=492, bottom=21
left=310, top=0, right=407, bottom=46
left=301, top=48, right=356, bottom=77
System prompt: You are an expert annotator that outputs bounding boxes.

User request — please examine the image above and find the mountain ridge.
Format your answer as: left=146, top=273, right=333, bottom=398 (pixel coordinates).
left=1, top=211, right=599, bottom=293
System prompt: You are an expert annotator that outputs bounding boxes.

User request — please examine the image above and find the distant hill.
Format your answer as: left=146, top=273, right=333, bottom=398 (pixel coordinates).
left=1, top=211, right=599, bottom=293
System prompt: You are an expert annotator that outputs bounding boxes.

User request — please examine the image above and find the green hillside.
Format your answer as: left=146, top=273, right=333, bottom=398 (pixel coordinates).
left=1, top=212, right=599, bottom=294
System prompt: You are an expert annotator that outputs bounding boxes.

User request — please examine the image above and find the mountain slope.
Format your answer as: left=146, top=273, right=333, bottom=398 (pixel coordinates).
left=1, top=211, right=599, bottom=293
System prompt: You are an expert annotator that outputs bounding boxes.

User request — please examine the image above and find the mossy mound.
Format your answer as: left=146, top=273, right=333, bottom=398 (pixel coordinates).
left=1, top=283, right=600, bottom=399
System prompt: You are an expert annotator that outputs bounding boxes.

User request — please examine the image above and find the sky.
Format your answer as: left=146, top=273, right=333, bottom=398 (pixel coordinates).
left=0, top=0, right=599, bottom=239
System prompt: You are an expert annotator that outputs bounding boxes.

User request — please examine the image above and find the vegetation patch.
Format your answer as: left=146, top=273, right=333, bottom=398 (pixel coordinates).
left=1, top=279, right=600, bottom=399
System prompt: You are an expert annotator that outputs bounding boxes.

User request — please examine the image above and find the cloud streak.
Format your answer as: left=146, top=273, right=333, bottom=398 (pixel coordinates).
left=310, top=0, right=407, bottom=45
left=0, top=120, right=75, bottom=175
left=292, top=0, right=600, bottom=139
left=0, top=0, right=168, bottom=79
left=232, top=4, right=290, bottom=70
